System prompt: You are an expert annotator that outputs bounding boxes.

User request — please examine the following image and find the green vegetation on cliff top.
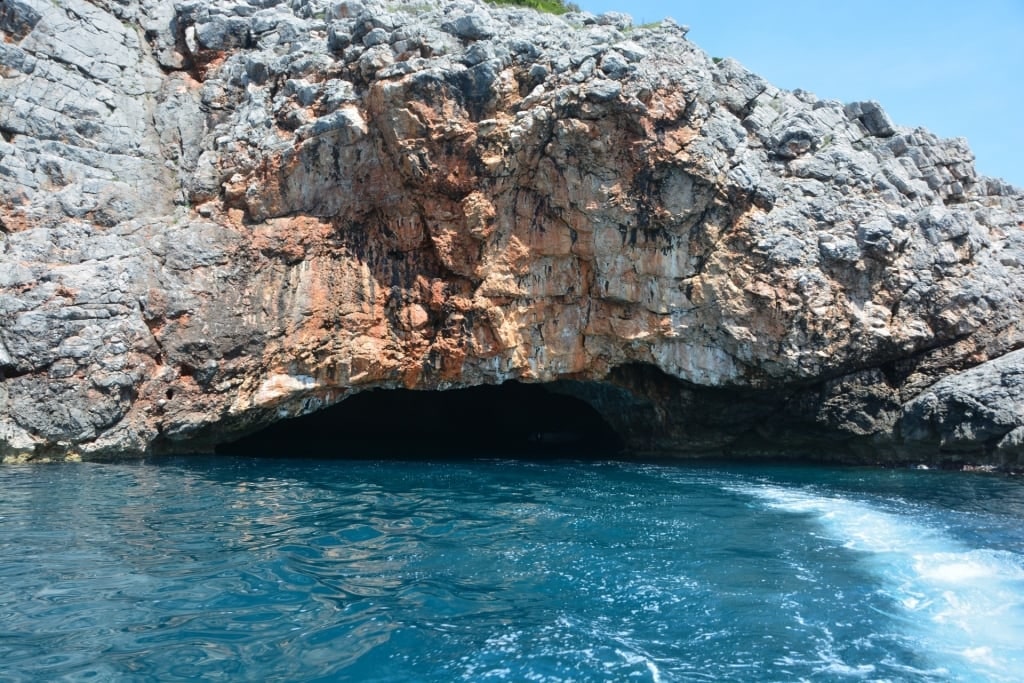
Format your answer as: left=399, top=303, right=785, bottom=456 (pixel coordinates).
left=490, top=0, right=581, bottom=14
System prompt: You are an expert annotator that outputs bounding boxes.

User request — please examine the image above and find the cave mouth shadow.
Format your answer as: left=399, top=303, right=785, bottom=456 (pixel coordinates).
left=216, top=381, right=626, bottom=460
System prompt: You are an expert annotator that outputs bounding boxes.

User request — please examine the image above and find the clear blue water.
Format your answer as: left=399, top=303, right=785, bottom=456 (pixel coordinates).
left=2, top=457, right=1023, bottom=682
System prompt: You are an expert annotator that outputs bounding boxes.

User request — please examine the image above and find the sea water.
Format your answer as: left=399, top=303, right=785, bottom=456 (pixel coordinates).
left=1, top=457, right=1023, bottom=682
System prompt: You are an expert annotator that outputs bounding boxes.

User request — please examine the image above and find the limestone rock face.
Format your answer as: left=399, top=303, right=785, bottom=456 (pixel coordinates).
left=1, top=0, right=1022, bottom=466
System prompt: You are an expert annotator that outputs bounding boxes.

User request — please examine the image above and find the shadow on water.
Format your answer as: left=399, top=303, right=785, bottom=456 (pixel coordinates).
left=215, top=381, right=625, bottom=460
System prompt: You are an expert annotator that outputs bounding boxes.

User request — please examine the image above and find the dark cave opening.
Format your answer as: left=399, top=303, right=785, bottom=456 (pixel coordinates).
left=216, top=382, right=626, bottom=459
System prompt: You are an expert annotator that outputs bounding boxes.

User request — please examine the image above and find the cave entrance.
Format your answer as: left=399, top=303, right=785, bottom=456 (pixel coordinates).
left=216, top=382, right=625, bottom=459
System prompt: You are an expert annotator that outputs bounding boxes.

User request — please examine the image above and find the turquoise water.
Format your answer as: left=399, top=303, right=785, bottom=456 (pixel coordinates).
left=2, top=458, right=1023, bottom=682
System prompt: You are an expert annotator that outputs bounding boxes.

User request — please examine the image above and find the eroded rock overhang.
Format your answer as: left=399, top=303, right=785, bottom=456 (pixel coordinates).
left=0, top=0, right=1022, bottom=467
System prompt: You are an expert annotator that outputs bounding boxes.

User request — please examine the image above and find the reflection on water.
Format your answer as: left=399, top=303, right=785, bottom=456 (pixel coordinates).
left=1, top=458, right=1022, bottom=681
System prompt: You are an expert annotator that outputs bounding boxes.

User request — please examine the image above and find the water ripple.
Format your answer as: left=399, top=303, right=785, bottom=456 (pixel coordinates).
left=1, top=459, right=1023, bottom=681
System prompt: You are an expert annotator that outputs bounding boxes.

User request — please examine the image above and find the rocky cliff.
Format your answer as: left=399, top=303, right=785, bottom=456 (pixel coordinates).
left=1, top=0, right=1022, bottom=467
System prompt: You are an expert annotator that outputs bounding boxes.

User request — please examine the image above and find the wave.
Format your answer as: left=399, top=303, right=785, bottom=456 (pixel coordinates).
left=731, top=482, right=1024, bottom=681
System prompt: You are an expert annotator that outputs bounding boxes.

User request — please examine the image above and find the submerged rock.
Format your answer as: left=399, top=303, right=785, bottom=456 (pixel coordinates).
left=0, top=0, right=1022, bottom=467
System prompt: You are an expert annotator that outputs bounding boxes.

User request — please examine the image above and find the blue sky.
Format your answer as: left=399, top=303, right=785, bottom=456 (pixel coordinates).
left=578, top=0, right=1024, bottom=187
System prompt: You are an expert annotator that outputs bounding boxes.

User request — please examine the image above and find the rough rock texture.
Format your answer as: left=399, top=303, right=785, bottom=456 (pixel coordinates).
left=1, top=0, right=1023, bottom=466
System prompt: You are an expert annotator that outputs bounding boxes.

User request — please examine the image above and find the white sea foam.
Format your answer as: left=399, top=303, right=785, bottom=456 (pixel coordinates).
left=732, top=483, right=1024, bottom=681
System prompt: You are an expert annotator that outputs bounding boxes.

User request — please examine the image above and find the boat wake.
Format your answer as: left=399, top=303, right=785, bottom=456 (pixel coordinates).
left=732, top=483, right=1024, bottom=682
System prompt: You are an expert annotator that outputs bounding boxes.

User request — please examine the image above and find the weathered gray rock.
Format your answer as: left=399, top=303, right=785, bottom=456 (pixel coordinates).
left=901, top=349, right=1024, bottom=468
left=846, top=100, right=896, bottom=137
left=584, top=78, right=622, bottom=102
left=0, top=1, right=41, bottom=41
left=443, top=11, right=495, bottom=41
left=1, top=0, right=1022, bottom=467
